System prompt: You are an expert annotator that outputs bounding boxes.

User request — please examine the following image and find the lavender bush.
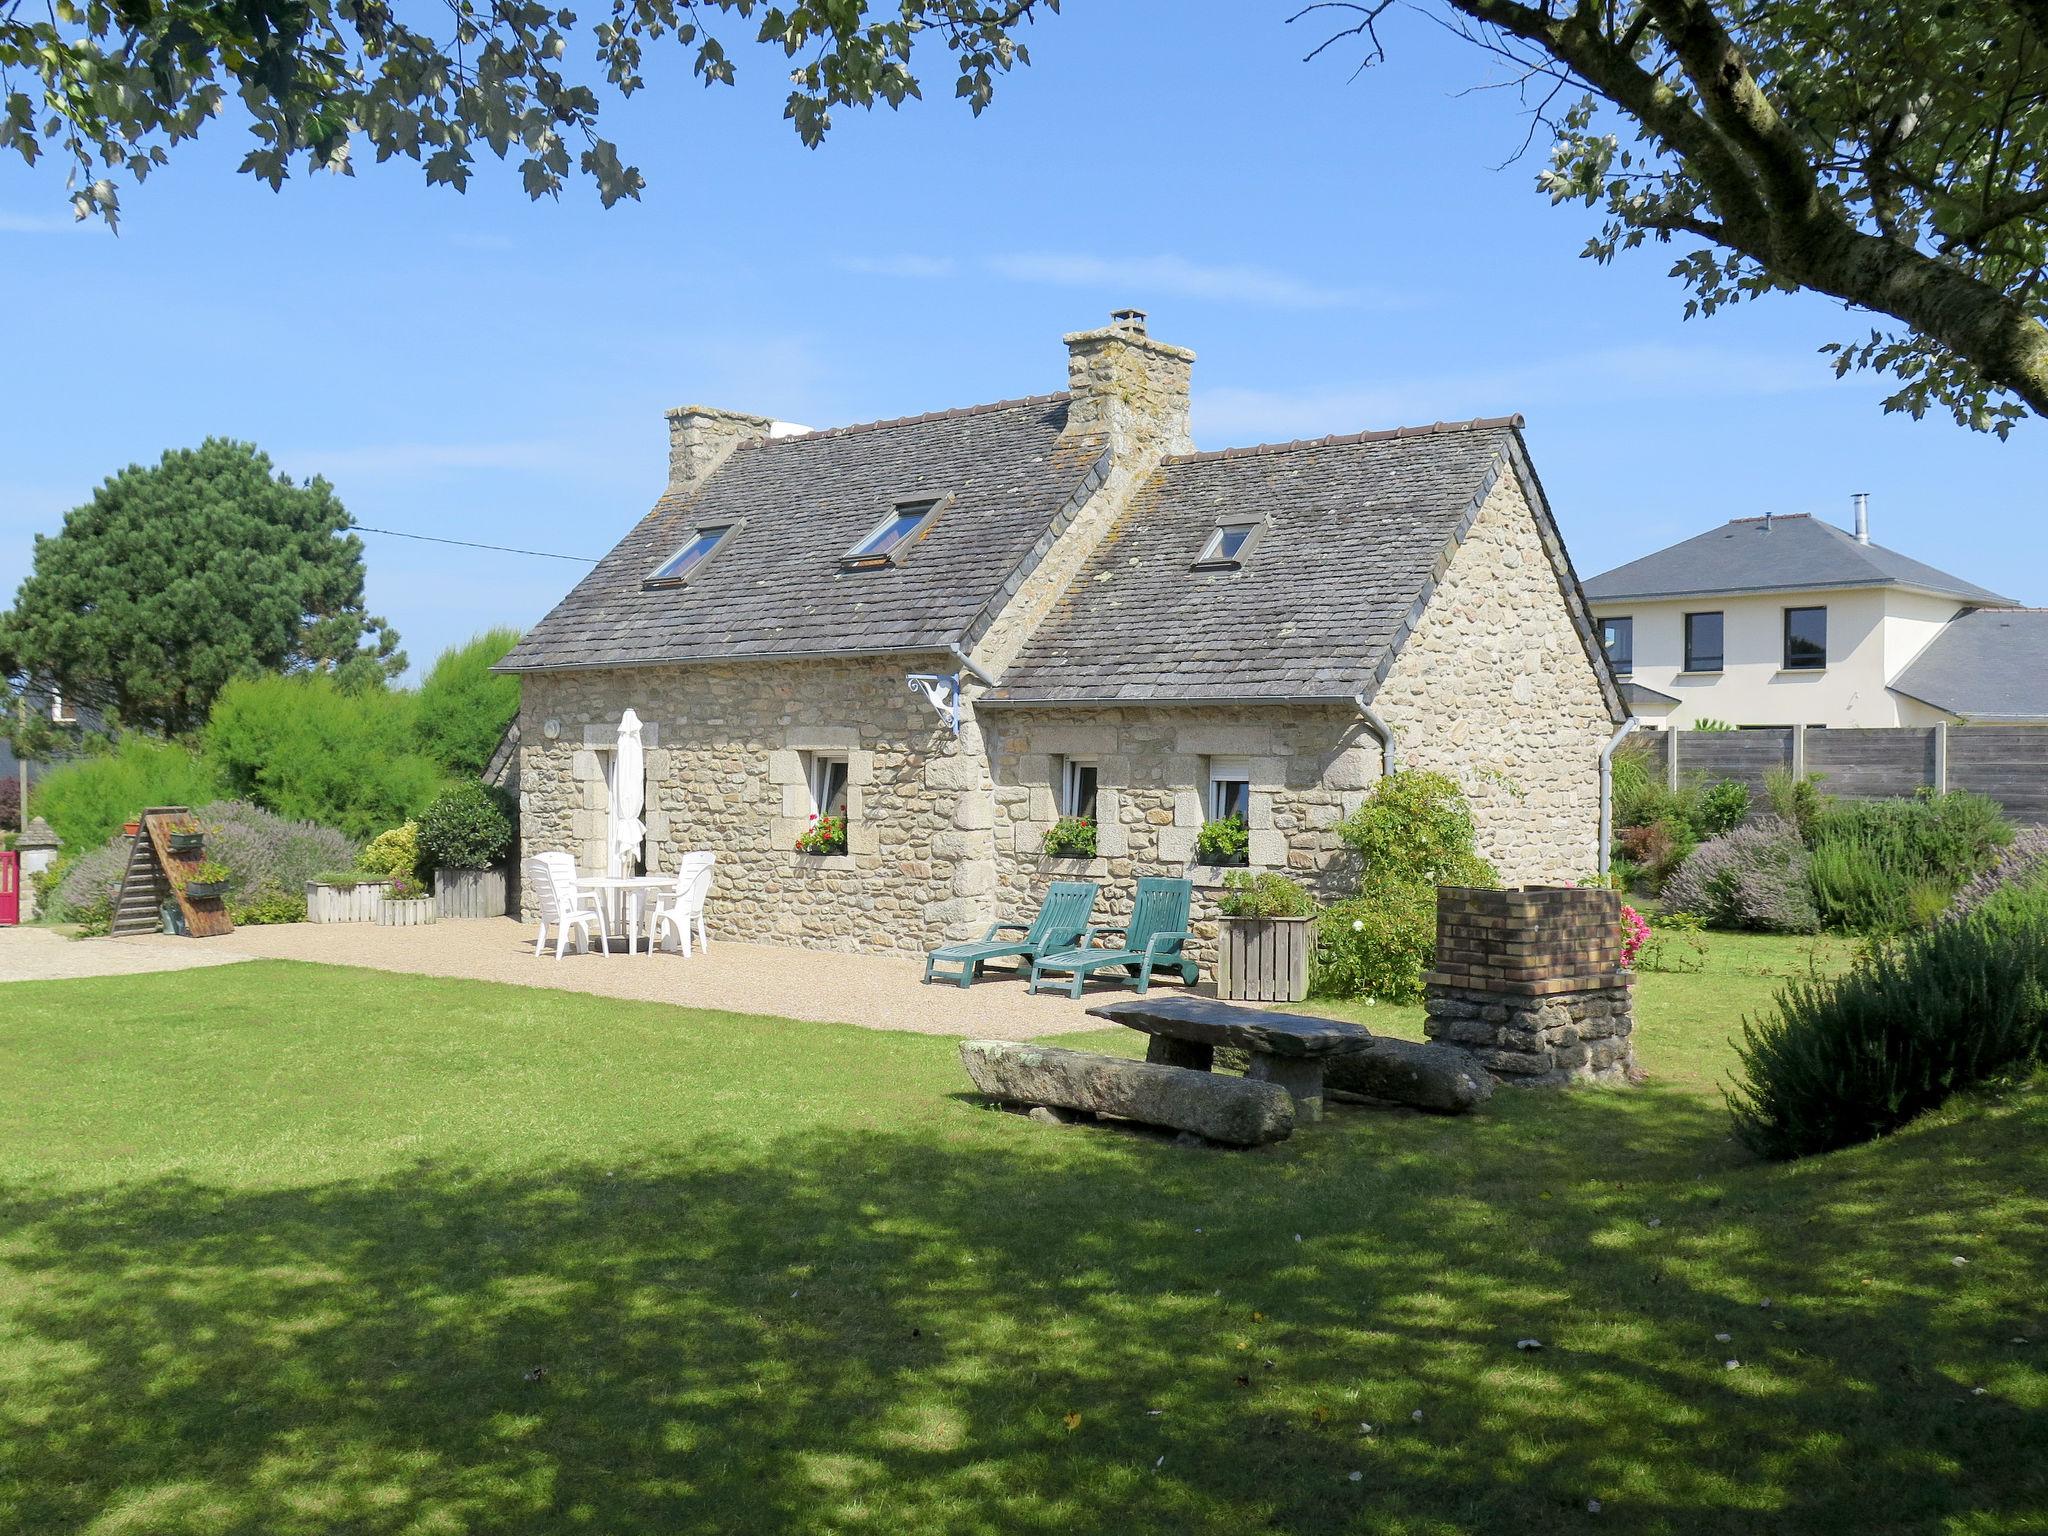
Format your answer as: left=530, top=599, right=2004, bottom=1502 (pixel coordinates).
left=48, top=835, right=131, bottom=929
left=1950, top=825, right=2048, bottom=920
left=198, top=800, right=358, bottom=908
left=1661, top=816, right=1820, bottom=934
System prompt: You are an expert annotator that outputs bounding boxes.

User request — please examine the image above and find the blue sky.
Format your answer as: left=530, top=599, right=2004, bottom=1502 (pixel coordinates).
left=4, top=1, right=2045, bottom=679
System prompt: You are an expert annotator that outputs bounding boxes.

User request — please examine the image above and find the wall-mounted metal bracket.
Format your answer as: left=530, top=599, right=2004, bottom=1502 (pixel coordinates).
left=907, top=672, right=962, bottom=736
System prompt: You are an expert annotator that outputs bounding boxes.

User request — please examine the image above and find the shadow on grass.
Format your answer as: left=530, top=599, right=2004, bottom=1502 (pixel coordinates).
left=1, top=1084, right=2043, bottom=1535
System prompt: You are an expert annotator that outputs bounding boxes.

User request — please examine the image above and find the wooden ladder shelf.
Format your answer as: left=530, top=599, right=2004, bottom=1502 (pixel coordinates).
left=108, top=807, right=234, bottom=939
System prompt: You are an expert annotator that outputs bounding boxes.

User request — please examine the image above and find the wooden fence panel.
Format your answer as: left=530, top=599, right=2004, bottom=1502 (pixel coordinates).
left=1948, top=726, right=2048, bottom=824
left=1673, top=729, right=1793, bottom=797
left=1805, top=728, right=1938, bottom=799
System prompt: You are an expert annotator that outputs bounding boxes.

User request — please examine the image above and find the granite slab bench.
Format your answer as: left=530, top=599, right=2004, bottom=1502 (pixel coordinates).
left=1086, top=996, right=1373, bottom=1121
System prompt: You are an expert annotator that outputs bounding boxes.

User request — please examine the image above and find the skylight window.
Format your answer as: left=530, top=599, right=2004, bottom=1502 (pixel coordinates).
left=1194, top=518, right=1265, bottom=570
left=644, top=523, right=738, bottom=588
left=842, top=497, right=945, bottom=570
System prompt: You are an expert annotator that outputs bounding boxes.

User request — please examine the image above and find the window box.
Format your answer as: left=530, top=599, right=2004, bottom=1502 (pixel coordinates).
left=183, top=879, right=230, bottom=902
left=168, top=831, right=205, bottom=854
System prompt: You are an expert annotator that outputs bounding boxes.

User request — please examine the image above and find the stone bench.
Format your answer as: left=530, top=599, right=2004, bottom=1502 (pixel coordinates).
left=1086, top=996, right=1373, bottom=1121
left=959, top=1040, right=1296, bottom=1147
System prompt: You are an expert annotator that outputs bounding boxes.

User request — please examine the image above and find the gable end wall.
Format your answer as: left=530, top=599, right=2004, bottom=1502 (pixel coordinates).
left=1371, top=464, right=1611, bottom=881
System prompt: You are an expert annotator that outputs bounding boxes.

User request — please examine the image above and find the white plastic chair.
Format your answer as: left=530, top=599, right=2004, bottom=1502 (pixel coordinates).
left=527, top=854, right=611, bottom=959
left=650, top=852, right=715, bottom=957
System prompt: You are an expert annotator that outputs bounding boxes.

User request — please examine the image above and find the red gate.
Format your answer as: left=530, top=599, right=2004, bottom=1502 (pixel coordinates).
left=0, top=851, right=18, bottom=926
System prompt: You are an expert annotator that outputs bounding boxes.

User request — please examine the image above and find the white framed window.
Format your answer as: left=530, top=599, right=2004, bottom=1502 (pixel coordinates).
left=645, top=522, right=739, bottom=588
left=1193, top=518, right=1266, bottom=570
left=1058, top=757, right=1099, bottom=820
left=842, top=496, right=947, bottom=569
left=1206, top=756, right=1251, bottom=821
left=804, top=753, right=850, bottom=819
left=49, top=688, right=76, bottom=724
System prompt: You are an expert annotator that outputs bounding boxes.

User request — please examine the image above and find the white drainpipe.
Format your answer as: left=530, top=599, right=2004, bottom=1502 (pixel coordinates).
left=1598, top=717, right=1640, bottom=875
left=1352, top=694, right=1397, bottom=777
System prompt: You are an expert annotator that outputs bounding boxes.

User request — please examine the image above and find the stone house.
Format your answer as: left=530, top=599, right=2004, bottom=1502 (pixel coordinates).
left=498, top=312, right=1626, bottom=965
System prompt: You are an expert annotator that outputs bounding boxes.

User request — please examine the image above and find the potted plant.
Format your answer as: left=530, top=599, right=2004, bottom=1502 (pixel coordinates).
left=1041, top=815, right=1097, bottom=860
left=182, top=860, right=233, bottom=902
left=1215, top=870, right=1317, bottom=1002
left=168, top=830, right=205, bottom=854
left=123, top=818, right=141, bottom=838
left=376, top=874, right=437, bottom=927
left=1195, top=812, right=1251, bottom=868
left=418, top=781, right=516, bottom=918
left=794, top=813, right=848, bottom=857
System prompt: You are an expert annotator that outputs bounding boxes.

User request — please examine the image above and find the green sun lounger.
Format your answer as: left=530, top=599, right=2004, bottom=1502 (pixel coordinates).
left=923, top=880, right=1098, bottom=989
left=1028, top=876, right=1198, bottom=999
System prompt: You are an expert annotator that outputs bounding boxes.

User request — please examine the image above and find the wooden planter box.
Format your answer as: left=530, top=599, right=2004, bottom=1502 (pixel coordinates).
left=435, top=866, right=508, bottom=919
left=377, top=896, right=436, bottom=927
left=1216, top=915, right=1315, bottom=1003
left=306, top=880, right=393, bottom=924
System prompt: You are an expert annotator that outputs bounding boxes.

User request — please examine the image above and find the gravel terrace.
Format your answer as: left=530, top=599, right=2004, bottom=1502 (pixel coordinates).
left=37, top=919, right=1138, bottom=1040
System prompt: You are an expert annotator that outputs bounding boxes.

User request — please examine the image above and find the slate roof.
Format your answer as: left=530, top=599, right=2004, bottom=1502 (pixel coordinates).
left=1583, top=514, right=2016, bottom=606
left=983, top=419, right=1538, bottom=705
left=497, top=395, right=1108, bottom=673
left=1888, top=609, right=2048, bottom=721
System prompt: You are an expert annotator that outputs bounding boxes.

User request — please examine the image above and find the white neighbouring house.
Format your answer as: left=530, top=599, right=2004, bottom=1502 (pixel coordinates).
left=1583, top=500, right=2047, bottom=729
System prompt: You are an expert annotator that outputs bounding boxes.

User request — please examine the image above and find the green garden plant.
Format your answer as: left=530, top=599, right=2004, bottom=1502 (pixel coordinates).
left=1041, top=816, right=1097, bottom=859
left=1194, top=814, right=1249, bottom=867
left=358, top=821, right=422, bottom=882
left=29, top=735, right=223, bottom=853
left=1729, top=879, right=2048, bottom=1159
left=1215, top=870, right=1315, bottom=919
left=413, top=628, right=523, bottom=777
left=1661, top=818, right=1819, bottom=933
left=1805, top=792, right=2011, bottom=934
left=416, top=781, right=516, bottom=872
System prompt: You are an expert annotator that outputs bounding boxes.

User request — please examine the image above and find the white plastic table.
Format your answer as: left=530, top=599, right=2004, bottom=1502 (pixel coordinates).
left=580, top=874, right=675, bottom=956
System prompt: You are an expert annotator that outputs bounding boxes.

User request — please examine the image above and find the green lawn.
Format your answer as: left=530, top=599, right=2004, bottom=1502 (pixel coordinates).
left=2, top=938, right=2044, bottom=1535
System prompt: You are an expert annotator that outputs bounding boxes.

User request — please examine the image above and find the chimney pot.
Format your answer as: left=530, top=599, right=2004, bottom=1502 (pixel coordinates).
left=1852, top=491, right=1870, bottom=544
left=1109, top=307, right=1148, bottom=335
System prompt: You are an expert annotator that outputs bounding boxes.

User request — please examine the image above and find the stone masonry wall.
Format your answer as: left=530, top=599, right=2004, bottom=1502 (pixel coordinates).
left=518, top=656, right=1004, bottom=954
left=1372, top=466, right=1614, bottom=883
left=982, top=704, right=1380, bottom=976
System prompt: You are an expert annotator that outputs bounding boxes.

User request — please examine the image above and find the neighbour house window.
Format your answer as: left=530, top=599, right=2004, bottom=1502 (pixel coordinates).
left=842, top=497, right=945, bottom=569
left=1206, top=757, right=1252, bottom=822
left=1058, top=757, right=1099, bottom=820
left=49, top=689, right=76, bottom=724
left=645, top=523, right=738, bottom=588
left=1783, top=606, right=1828, bottom=670
left=1683, top=611, right=1724, bottom=673
left=1193, top=518, right=1265, bottom=570
left=1601, top=616, right=1634, bottom=676
left=805, top=753, right=850, bottom=820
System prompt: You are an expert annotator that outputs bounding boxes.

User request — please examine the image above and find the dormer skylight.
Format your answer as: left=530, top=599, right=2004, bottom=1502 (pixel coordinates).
left=1193, top=517, right=1265, bottom=570
left=842, top=496, right=947, bottom=570
left=644, top=522, right=739, bottom=588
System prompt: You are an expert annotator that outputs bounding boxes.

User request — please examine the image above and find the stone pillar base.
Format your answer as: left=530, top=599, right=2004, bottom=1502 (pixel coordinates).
left=1423, top=982, right=1637, bottom=1087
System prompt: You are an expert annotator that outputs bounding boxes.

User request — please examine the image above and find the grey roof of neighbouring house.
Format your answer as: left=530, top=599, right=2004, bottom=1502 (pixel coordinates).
left=496, top=394, right=1109, bottom=673
left=1888, top=609, right=2048, bottom=721
left=1582, top=514, right=2017, bottom=606
left=983, top=418, right=1616, bottom=708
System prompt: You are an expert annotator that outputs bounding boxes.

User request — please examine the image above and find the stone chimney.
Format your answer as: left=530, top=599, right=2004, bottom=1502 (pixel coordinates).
left=665, top=404, right=776, bottom=495
left=1062, top=308, right=1195, bottom=459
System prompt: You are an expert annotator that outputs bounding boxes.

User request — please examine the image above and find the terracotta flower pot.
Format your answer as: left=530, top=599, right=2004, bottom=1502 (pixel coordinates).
left=123, top=820, right=141, bottom=837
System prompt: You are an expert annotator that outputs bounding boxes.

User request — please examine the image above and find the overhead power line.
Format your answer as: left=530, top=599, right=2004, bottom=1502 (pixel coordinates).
left=350, top=523, right=600, bottom=563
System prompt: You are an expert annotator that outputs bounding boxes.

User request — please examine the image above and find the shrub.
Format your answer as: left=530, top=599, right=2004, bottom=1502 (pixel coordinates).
left=1695, top=779, right=1752, bottom=838
left=359, top=821, right=422, bottom=881
left=1762, top=768, right=1828, bottom=840
left=198, top=800, right=359, bottom=910
left=1806, top=792, right=2011, bottom=933
left=1041, top=815, right=1097, bottom=858
left=1217, top=870, right=1316, bottom=918
left=231, top=888, right=309, bottom=925
left=414, top=628, right=523, bottom=776
left=1617, top=818, right=1695, bottom=888
left=47, top=833, right=131, bottom=927
left=1335, top=770, right=1496, bottom=887
left=416, top=780, right=515, bottom=871
left=0, top=775, right=17, bottom=832
left=1313, top=887, right=1437, bottom=1004
left=1728, top=879, right=2048, bottom=1159
left=204, top=673, right=452, bottom=839
left=30, top=735, right=223, bottom=853
left=1619, top=903, right=1650, bottom=967
left=1661, top=817, right=1819, bottom=933
left=1951, top=826, right=2048, bottom=920
left=1195, top=814, right=1249, bottom=867
left=1608, top=737, right=1655, bottom=826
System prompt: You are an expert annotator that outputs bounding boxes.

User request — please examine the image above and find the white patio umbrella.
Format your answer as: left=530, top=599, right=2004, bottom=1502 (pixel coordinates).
left=608, top=708, right=646, bottom=877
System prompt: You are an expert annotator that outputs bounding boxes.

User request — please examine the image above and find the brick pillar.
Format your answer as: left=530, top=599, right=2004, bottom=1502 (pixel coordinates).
left=1423, top=885, right=1637, bottom=1086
